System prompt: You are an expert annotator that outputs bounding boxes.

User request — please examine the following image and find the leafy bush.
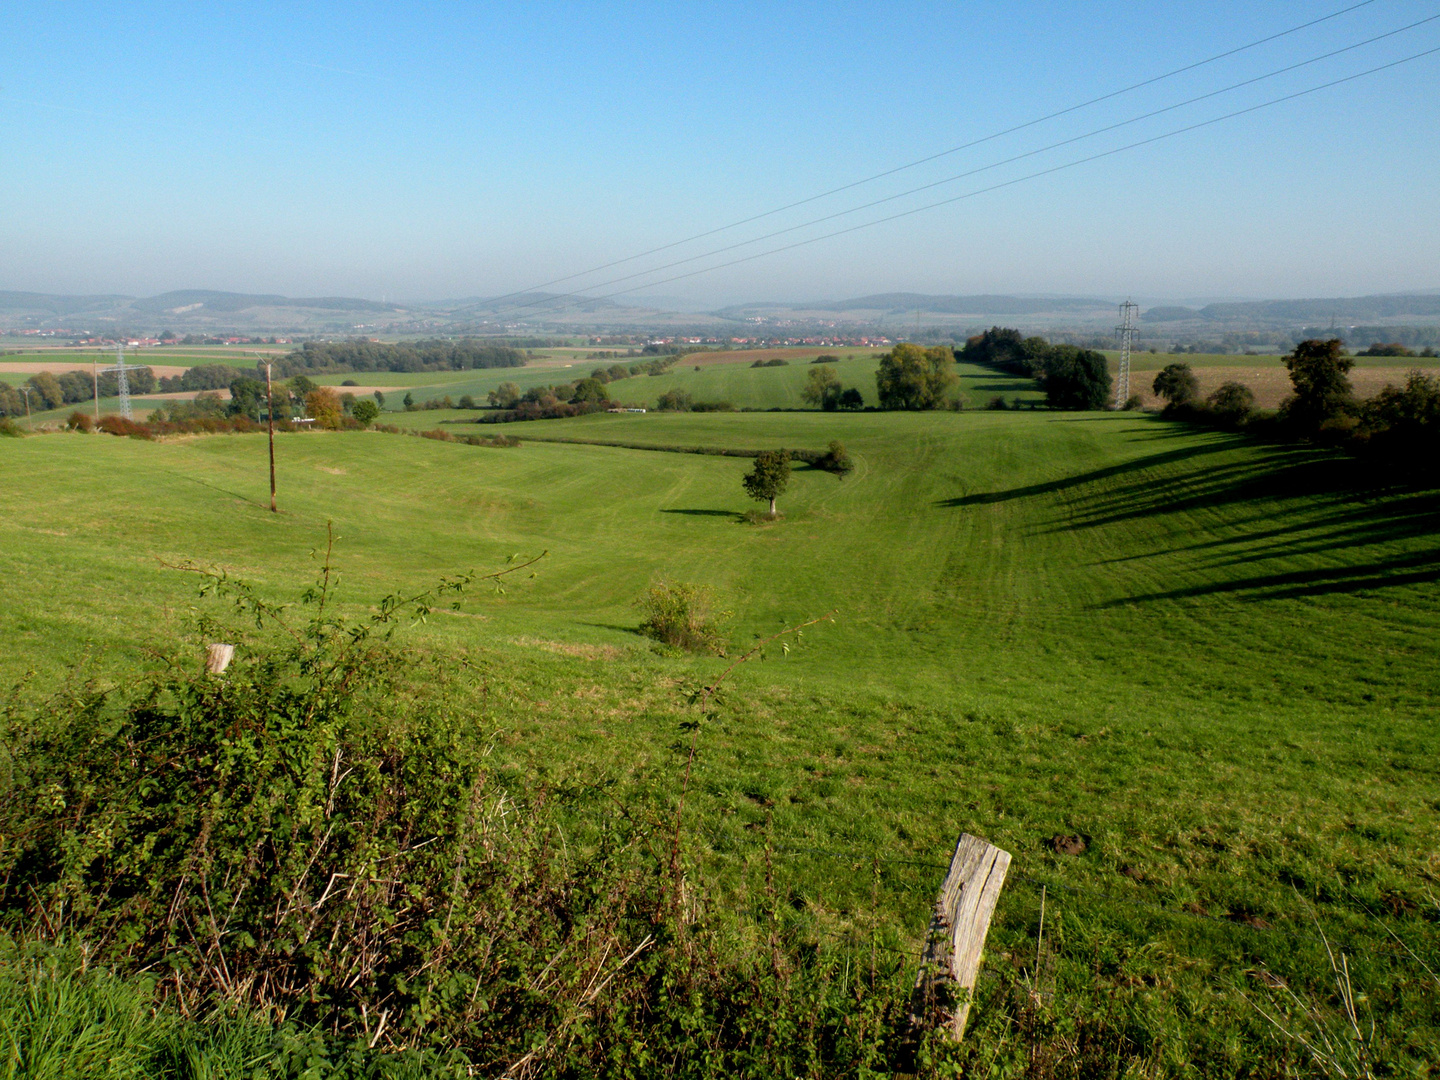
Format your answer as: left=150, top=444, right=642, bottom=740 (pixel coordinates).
left=656, top=388, right=692, bottom=411
left=1358, top=369, right=1440, bottom=468
left=0, top=552, right=683, bottom=1067
left=875, top=344, right=957, bottom=410
left=0, top=417, right=21, bottom=437
left=1281, top=338, right=1354, bottom=433
left=813, top=439, right=854, bottom=477
left=1207, top=382, right=1256, bottom=427
left=1038, top=345, right=1110, bottom=410
left=1152, top=362, right=1199, bottom=405
left=636, top=579, right=728, bottom=654
left=96, top=415, right=156, bottom=440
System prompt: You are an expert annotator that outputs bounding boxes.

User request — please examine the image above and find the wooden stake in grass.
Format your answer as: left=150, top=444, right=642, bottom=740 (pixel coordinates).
left=204, top=643, right=235, bottom=675
left=908, top=833, right=1011, bottom=1045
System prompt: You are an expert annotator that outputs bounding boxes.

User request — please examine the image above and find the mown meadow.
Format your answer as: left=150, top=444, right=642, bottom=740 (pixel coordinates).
left=1, top=404, right=1437, bottom=1075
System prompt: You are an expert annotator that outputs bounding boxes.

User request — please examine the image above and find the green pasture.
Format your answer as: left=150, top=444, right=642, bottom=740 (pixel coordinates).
left=330, top=355, right=1041, bottom=418
left=3, top=409, right=1438, bottom=1067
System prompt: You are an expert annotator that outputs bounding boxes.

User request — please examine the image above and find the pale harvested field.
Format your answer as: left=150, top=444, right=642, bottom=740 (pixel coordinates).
left=1124, top=363, right=1433, bottom=409
left=681, top=346, right=882, bottom=368
left=0, top=361, right=190, bottom=378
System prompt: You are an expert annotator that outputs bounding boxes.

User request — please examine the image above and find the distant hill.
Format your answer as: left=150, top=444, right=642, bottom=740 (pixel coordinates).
left=1141, top=306, right=1201, bottom=323
left=0, top=291, right=134, bottom=316
left=1196, top=294, right=1440, bottom=323
left=718, top=293, right=1117, bottom=318
left=823, top=293, right=1116, bottom=315
left=130, top=290, right=402, bottom=314
left=450, top=293, right=628, bottom=316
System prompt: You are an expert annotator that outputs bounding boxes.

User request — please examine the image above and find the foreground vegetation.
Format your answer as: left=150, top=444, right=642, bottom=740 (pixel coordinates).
left=1, top=407, right=1437, bottom=1075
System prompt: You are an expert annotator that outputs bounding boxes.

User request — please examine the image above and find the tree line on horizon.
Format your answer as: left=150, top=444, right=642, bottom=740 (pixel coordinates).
left=0, top=367, right=159, bottom=416
left=1149, top=338, right=1439, bottom=470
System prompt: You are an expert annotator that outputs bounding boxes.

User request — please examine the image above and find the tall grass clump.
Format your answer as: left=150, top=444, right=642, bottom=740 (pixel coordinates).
left=636, top=579, right=728, bottom=654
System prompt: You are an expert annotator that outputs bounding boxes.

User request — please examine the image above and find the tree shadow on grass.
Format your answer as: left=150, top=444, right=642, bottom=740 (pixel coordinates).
left=965, top=380, right=1037, bottom=393
left=660, top=508, right=747, bottom=521
left=578, top=621, right=651, bottom=638
left=1099, top=548, right=1440, bottom=605
left=934, top=428, right=1440, bottom=602
left=934, top=439, right=1244, bottom=508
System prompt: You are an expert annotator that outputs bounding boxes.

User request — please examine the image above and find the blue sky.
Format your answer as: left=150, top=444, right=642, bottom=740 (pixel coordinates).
left=2, top=1, right=1437, bottom=304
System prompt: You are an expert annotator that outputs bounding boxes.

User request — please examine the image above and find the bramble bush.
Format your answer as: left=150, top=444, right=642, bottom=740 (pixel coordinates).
left=635, top=579, right=729, bottom=655
left=0, top=547, right=938, bottom=1077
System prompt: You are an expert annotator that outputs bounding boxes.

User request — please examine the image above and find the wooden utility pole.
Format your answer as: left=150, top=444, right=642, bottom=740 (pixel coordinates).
left=92, top=355, right=100, bottom=419
left=906, top=833, right=1011, bottom=1048
left=260, top=360, right=277, bottom=512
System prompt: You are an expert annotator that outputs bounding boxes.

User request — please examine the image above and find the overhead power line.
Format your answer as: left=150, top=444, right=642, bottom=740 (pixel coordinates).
left=486, top=15, right=1440, bottom=316
left=542, top=44, right=1440, bottom=309
left=478, top=0, right=1385, bottom=310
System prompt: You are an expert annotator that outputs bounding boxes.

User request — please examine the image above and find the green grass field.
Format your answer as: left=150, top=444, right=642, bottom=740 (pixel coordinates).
left=3, top=406, right=1438, bottom=1070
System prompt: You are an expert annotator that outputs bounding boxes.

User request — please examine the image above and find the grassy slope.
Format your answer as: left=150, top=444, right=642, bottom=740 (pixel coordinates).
left=2, top=411, right=1438, bottom=1063
left=372, top=359, right=1041, bottom=428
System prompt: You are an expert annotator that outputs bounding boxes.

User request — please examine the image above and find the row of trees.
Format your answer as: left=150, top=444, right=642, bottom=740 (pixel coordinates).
left=273, top=339, right=526, bottom=376
left=959, top=328, right=1112, bottom=409
left=155, top=364, right=251, bottom=393
left=1153, top=340, right=1440, bottom=468
left=0, top=368, right=158, bottom=416
left=802, top=365, right=864, bottom=410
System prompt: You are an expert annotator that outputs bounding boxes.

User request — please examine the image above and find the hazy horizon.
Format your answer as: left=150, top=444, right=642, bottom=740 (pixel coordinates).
left=5, top=1, right=1438, bottom=305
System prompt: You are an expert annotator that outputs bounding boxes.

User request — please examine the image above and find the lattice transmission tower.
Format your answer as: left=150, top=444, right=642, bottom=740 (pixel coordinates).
left=1114, top=300, right=1138, bottom=408
left=100, top=343, right=136, bottom=420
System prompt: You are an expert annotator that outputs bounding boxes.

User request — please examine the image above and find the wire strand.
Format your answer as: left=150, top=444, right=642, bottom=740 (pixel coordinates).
left=570, top=44, right=1440, bottom=307
left=481, top=17, right=1440, bottom=316
left=474, top=0, right=1386, bottom=309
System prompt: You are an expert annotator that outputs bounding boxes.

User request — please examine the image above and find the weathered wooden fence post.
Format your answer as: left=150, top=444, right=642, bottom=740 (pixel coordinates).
left=204, top=643, right=235, bottom=676
left=905, top=832, right=1011, bottom=1055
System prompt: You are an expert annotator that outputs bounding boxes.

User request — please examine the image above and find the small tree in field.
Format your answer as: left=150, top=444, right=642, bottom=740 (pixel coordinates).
left=488, top=382, right=521, bottom=409
left=1207, top=382, right=1255, bottom=426
left=875, top=343, right=957, bottom=410
left=1039, top=346, right=1110, bottom=410
left=743, top=450, right=791, bottom=518
left=1283, top=338, right=1354, bottom=432
left=306, top=387, right=344, bottom=429
left=351, top=399, right=380, bottom=425
left=802, top=365, right=841, bottom=408
left=1152, top=362, right=1199, bottom=406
